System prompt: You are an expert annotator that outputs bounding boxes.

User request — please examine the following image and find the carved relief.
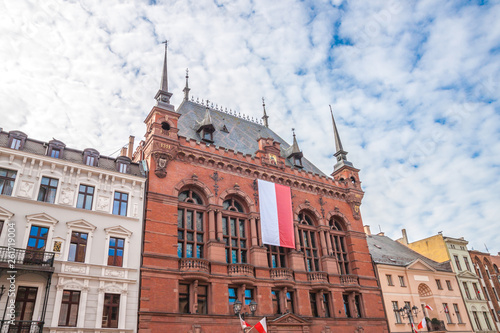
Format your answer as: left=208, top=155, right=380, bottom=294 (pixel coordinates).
left=53, top=241, right=62, bottom=253
left=59, top=186, right=75, bottom=205
left=347, top=193, right=362, bottom=220
left=18, top=180, right=34, bottom=198
left=104, top=269, right=125, bottom=278
left=96, top=196, right=110, bottom=212
left=64, top=265, right=86, bottom=274
left=152, top=145, right=178, bottom=178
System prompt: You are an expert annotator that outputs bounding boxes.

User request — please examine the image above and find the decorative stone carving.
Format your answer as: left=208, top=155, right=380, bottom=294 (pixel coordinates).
left=64, top=265, right=86, bottom=274
left=53, top=241, right=62, bottom=253
left=59, top=186, right=75, bottom=205
left=104, top=269, right=125, bottom=278
left=347, top=193, right=362, bottom=220
left=152, top=145, right=178, bottom=178
left=96, top=196, right=110, bottom=212
left=18, top=180, right=34, bottom=198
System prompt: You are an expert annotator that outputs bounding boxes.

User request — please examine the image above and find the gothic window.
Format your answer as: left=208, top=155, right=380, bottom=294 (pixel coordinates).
left=177, top=189, right=205, bottom=259
left=222, top=197, right=248, bottom=264
left=329, top=218, right=350, bottom=275
left=267, top=245, right=288, bottom=268
left=298, top=211, right=320, bottom=271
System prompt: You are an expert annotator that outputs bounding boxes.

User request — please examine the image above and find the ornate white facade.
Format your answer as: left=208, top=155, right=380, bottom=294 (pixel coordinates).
left=0, top=130, right=145, bottom=332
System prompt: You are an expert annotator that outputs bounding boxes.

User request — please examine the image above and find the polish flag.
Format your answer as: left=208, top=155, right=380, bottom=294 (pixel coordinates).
left=240, top=314, right=251, bottom=330
left=254, top=317, right=267, bottom=333
left=417, top=317, right=427, bottom=330
left=258, top=180, right=295, bottom=248
left=425, top=304, right=433, bottom=311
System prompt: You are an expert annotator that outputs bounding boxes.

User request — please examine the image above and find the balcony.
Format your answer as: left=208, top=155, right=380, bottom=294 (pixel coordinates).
left=0, top=247, right=55, bottom=272
left=228, top=263, right=254, bottom=278
left=427, top=319, right=446, bottom=332
left=307, top=271, right=328, bottom=284
left=179, top=258, right=210, bottom=273
left=0, top=320, right=43, bottom=333
left=270, top=268, right=294, bottom=281
left=340, top=274, right=359, bottom=285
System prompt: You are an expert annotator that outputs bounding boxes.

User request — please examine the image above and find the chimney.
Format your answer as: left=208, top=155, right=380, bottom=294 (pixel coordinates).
left=128, top=136, right=135, bottom=159
left=401, top=229, right=408, bottom=245
left=377, top=232, right=385, bottom=236
left=364, top=225, right=371, bottom=235
left=120, top=147, right=127, bottom=157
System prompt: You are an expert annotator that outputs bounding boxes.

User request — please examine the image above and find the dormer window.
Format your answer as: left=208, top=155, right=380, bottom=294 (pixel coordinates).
left=82, top=148, right=99, bottom=167
left=202, top=129, right=213, bottom=142
left=115, top=156, right=131, bottom=174
left=47, top=139, right=66, bottom=159
left=8, top=131, right=27, bottom=150
left=196, top=107, right=215, bottom=143
left=293, top=156, right=303, bottom=167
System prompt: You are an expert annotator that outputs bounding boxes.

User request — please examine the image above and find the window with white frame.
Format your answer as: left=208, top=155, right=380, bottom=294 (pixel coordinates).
left=65, top=220, right=96, bottom=264
left=104, top=226, right=132, bottom=268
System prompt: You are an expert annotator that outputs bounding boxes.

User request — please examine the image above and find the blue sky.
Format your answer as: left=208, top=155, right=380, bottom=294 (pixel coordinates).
left=1, top=0, right=499, bottom=254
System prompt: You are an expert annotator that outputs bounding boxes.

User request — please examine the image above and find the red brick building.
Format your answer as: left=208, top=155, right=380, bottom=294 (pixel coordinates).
left=135, top=45, right=388, bottom=333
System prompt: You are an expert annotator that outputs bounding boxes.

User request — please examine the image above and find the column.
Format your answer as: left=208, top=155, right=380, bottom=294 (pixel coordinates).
left=294, top=223, right=301, bottom=251
left=78, top=285, right=89, bottom=328
left=250, top=217, right=258, bottom=246
left=50, top=286, right=64, bottom=327
left=325, top=231, right=333, bottom=255
left=118, top=290, right=128, bottom=329
left=208, top=209, right=215, bottom=240
left=319, top=230, right=327, bottom=256
left=216, top=210, right=223, bottom=241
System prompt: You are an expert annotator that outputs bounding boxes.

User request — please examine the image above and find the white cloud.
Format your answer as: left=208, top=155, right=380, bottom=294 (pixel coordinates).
left=0, top=0, right=499, bottom=254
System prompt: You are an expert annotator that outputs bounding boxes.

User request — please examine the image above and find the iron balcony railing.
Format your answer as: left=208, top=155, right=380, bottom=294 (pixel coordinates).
left=0, top=320, right=43, bottom=333
left=0, top=246, right=55, bottom=268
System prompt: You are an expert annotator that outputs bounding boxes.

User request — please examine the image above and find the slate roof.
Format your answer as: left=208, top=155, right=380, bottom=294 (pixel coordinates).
left=0, top=131, right=143, bottom=177
left=367, top=234, right=453, bottom=272
left=176, top=100, right=326, bottom=176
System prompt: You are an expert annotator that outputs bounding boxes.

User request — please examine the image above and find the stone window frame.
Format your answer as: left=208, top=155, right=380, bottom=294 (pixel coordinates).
left=37, top=176, right=60, bottom=204
left=102, top=226, right=132, bottom=268
left=115, top=156, right=131, bottom=174
left=222, top=196, right=250, bottom=264
left=58, top=289, right=81, bottom=327
left=82, top=148, right=100, bottom=167
left=47, top=139, right=66, bottom=159
left=21, top=213, right=59, bottom=255
left=76, top=183, right=95, bottom=210
left=328, top=217, right=351, bottom=275
left=309, top=290, right=332, bottom=318
left=63, top=220, right=96, bottom=264
left=8, top=130, right=27, bottom=150
left=177, top=188, right=207, bottom=259
left=178, top=279, right=209, bottom=315
left=51, top=278, right=89, bottom=328
left=0, top=167, right=17, bottom=196
left=298, top=210, right=321, bottom=272
left=112, top=191, right=129, bottom=216
left=96, top=282, right=128, bottom=329
left=227, top=284, right=256, bottom=315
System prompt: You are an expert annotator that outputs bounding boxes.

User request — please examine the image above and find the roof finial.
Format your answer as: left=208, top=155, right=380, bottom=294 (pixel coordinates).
left=183, top=68, right=190, bottom=101
left=154, top=41, right=174, bottom=110
left=262, top=97, right=269, bottom=128
left=287, top=128, right=303, bottom=167
left=330, top=105, right=353, bottom=171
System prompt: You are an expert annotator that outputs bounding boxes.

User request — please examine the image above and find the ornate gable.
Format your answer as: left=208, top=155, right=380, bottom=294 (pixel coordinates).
left=104, top=225, right=132, bottom=237
left=268, top=312, right=311, bottom=332
left=26, top=212, right=58, bottom=225
left=407, top=259, right=436, bottom=272
left=457, top=270, right=478, bottom=279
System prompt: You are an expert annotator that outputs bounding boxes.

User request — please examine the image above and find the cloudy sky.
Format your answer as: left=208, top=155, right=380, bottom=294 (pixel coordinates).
left=1, top=0, right=499, bottom=254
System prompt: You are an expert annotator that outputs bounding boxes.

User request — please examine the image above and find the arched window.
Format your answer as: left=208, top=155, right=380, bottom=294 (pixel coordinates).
left=494, top=264, right=499, bottom=274
left=222, top=197, right=248, bottom=264
left=298, top=211, right=320, bottom=272
left=329, top=218, right=350, bottom=275
left=177, top=189, right=205, bottom=258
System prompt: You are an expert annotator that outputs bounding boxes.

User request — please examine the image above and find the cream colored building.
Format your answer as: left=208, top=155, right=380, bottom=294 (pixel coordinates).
left=0, top=129, right=145, bottom=332
left=366, top=229, right=474, bottom=333
left=406, top=233, right=496, bottom=333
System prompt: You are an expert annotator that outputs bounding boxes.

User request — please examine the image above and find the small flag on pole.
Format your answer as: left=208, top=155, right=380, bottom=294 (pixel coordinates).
left=417, top=317, right=427, bottom=330
left=240, top=314, right=251, bottom=330
left=254, top=317, right=267, bottom=333
left=425, top=304, right=433, bottom=311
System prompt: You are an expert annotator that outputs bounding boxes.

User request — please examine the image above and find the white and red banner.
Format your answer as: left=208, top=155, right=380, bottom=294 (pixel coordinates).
left=240, top=314, right=251, bottom=330
left=258, top=179, right=295, bottom=248
left=254, top=317, right=267, bottom=333
left=417, top=317, right=427, bottom=330
left=425, top=304, right=433, bottom=311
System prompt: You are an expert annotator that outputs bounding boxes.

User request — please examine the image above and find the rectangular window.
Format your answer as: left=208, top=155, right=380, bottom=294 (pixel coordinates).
left=473, top=311, right=482, bottom=330
left=393, top=301, right=402, bottom=323
left=386, top=274, right=394, bottom=286
left=472, top=283, right=481, bottom=300
left=271, top=290, right=280, bottom=315
left=453, top=303, right=463, bottom=323
left=51, top=149, right=60, bottom=158
left=446, top=280, right=453, bottom=290
left=0, top=168, right=16, bottom=196
left=10, top=138, right=21, bottom=150
left=454, top=255, right=462, bottom=270
left=286, top=291, right=294, bottom=313
left=398, top=276, right=406, bottom=287
left=197, top=285, right=207, bottom=314
left=107, top=237, right=124, bottom=267
left=37, top=176, right=58, bottom=203
left=76, top=184, right=94, bottom=210
left=483, top=312, right=492, bottom=330
left=102, top=294, right=120, bottom=328
left=68, top=231, right=88, bottom=263
left=486, top=269, right=491, bottom=279
left=343, top=294, right=351, bottom=318
left=118, top=163, right=127, bottom=173
left=463, top=256, right=471, bottom=271
left=354, top=295, right=362, bottom=318
left=85, top=156, right=95, bottom=166
left=58, top=290, right=80, bottom=326
left=436, top=279, right=443, bottom=290
left=483, top=287, right=490, bottom=301
left=244, top=289, right=253, bottom=305
left=112, top=192, right=128, bottom=216
left=27, top=225, right=49, bottom=251
left=443, top=303, right=452, bottom=323
left=463, top=282, right=471, bottom=299
left=492, top=309, right=498, bottom=322
left=322, top=293, right=330, bottom=317
left=14, top=286, right=38, bottom=322
left=493, top=287, right=500, bottom=301
left=228, top=287, right=237, bottom=306
left=179, top=283, right=189, bottom=313
left=310, top=293, right=318, bottom=317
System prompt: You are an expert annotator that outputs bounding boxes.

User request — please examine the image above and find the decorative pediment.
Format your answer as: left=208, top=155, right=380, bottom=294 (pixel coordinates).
left=269, top=312, right=311, bottom=326
left=407, top=259, right=436, bottom=272
left=104, top=225, right=132, bottom=237
left=457, top=270, right=478, bottom=279
left=0, top=206, right=14, bottom=220
left=26, top=212, right=58, bottom=225
left=66, top=219, right=96, bottom=231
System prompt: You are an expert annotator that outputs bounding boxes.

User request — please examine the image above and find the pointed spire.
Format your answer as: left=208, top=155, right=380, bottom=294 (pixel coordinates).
left=261, top=97, right=269, bottom=128
left=183, top=68, right=190, bottom=101
left=291, top=128, right=301, bottom=155
left=198, top=106, right=214, bottom=128
left=154, top=41, right=174, bottom=110
left=287, top=128, right=303, bottom=168
left=330, top=105, right=353, bottom=171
